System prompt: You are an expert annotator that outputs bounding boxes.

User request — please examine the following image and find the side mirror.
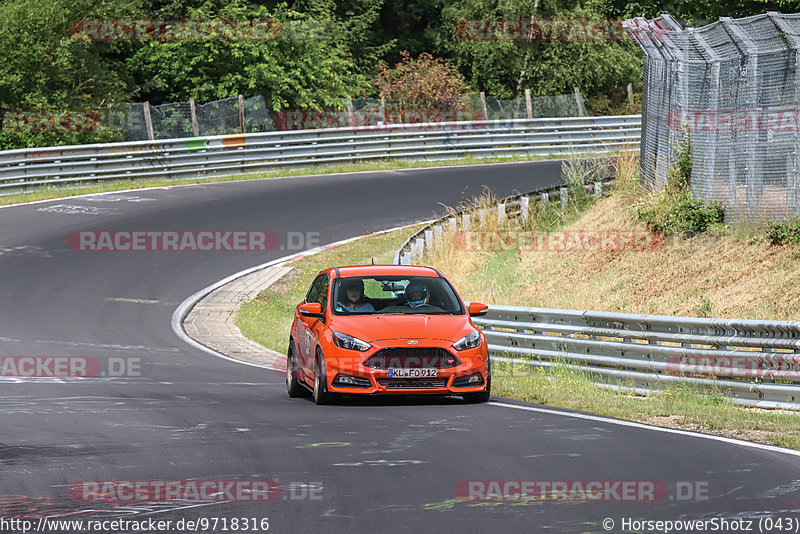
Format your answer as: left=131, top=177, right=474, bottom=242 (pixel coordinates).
left=468, top=302, right=489, bottom=317
left=299, top=302, right=324, bottom=318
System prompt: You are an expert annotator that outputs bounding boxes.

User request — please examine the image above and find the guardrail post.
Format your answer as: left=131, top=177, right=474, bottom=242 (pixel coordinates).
left=560, top=187, right=568, bottom=209
left=425, top=229, right=434, bottom=251
left=521, top=196, right=530, bottom=221
left=478, top=209, right=487, bottom=226
left=540, top=192, right=549, bottom=205
left=433, top=224, right=443, bottom=245
left=497, top=203, right=506, bottom=222
left=461, top=213, right=470, bottom=230
left=594, top=181, right=603, bottom=198
left=414, top=237, right=424, bottom=258
left=448, top=217, right=458, bottom=232
left=401, top=251, right=412, bottom=265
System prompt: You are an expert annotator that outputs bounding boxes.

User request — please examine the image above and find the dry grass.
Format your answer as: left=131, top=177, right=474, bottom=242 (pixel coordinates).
left=422, top=158, right=800, bottom=320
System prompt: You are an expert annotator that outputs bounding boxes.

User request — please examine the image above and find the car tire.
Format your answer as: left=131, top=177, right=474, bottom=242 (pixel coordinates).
left=313, top=351, right=332, bottom=405
left=463, top=368, right=491, bottom=403
left=286, top=339, right=308, bottom=398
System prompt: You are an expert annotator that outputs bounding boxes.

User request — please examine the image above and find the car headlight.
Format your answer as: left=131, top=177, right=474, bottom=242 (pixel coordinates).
left=453, top=330, right=481, bottom=351
left=332, top=331, right=371, bottom=352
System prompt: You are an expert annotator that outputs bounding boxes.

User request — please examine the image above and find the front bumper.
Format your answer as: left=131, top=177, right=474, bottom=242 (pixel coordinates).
left=324, top=342, right=489, bottom=395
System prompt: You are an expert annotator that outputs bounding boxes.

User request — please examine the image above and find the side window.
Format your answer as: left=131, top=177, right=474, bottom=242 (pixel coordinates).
left=318, top=277, right=329, bottom=311
left=306, top=274, right=326, bottom=304
left=306, top=274, right=329, bottom=310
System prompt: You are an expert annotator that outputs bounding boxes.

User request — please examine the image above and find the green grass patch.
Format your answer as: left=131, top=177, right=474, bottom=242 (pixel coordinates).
left=234, top=224, right=423, bottom=354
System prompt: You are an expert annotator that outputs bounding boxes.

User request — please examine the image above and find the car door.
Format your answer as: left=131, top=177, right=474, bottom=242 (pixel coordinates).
left=296, top=273, right=329, bottom=380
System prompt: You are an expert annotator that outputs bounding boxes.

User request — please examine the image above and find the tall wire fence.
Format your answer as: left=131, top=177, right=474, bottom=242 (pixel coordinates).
left=104, top=91, right=587, bottom=142
left=625, top=12, right=800, bottom=223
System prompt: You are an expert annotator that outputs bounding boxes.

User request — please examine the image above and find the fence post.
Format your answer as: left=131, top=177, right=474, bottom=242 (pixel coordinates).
left=769, top=13, right=800, bottom=216
left=626, top=83, right=634, bottom=107
left=143, top=102, right=154, bottom=141
left=238, top=94, right=245, bottom=134
left=525, top=89, right=533, bottom=119
left=720, top=18, right=758, bottom=220
left=189, top=97, right=199, bottom=137
left=573, top=88, right=586, bottom=117
left=347, top=99, right=355, bottom=128
left=688, top=28, right=721, bottom=204
left=379, top=97, right=386, bottom=126
left=480, top=92, right=488, bottom=120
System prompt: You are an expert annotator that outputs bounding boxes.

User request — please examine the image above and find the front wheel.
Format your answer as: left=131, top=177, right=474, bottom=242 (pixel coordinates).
left=313, top=352, right=333, bottom=405
left=286, top=340, right=308, bottom=398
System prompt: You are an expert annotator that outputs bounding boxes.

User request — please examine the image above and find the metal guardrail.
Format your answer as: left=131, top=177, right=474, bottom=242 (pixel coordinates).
left=0, top=115, right=640, bottom=194
left=392, top=177, right=615, bottom=265
left=389, top=160, right=800, bottom=410
left=475, top=305, right=800, bottom=410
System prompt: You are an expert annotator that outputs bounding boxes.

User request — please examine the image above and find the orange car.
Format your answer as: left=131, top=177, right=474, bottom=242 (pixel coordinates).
left=286, top=265, right=490, bottom=404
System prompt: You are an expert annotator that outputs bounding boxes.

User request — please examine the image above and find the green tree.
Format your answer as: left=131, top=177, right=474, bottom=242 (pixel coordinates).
left=0, top=0, right=139, bottom=148
left=436, top=0, right=641, bottom=100
left=126, top=1, right=367, bottom=110
left=375, top=51, right=471, bottom=111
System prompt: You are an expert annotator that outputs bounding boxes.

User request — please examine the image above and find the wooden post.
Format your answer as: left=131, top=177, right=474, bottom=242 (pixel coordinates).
left=238, top=94, right=245, bottom=133
left=525, top=89, right=533, bottom=119
left=480, top=91, right=488, bottom=120
left=627, top=83, right=634, bottom=107
left=143, top=101, right=154, bottom=141
left=379, top=97, right=386, bottom=126
left=189, top=97, right=199, bottom=137
left=347, top=99, right=355, bottom=128
left=574, top=87, right=586, bottom=117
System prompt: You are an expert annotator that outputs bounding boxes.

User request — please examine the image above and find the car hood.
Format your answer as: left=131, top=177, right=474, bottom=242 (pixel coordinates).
left=330, top=314, right=474, bottom=343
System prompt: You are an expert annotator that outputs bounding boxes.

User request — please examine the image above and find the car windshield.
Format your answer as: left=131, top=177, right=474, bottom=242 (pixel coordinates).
left=331, top=276, right=464, bottom=315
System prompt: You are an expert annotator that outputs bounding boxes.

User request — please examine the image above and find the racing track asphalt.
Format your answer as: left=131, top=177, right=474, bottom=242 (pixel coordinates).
left=0, top=160, right=799, bottom=534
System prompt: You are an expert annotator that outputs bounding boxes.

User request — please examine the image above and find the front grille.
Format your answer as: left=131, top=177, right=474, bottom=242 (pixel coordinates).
left=363, top=347, right=460, bottom=369
left=377, top=378, right=448, bottom=389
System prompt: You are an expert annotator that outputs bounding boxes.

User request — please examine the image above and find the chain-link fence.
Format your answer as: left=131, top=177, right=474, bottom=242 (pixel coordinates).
left=625, top=12, right=800, bottom=223
left=107, top=91, right=588, bottom=142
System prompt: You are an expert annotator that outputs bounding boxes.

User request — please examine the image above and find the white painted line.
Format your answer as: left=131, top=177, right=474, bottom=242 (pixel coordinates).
left=489, top=401, right=800, bottom=458
left=170, top=221, right=432, bottom=372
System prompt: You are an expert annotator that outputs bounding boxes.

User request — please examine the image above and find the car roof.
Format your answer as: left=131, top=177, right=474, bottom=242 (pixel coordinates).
left=324, top=265, right=442, bottom=278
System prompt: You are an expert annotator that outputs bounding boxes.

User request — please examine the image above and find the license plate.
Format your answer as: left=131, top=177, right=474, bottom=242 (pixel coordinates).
left=387, top=368, right=438, bottom=378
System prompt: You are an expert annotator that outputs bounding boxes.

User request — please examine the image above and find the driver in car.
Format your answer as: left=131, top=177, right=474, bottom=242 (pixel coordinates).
left=336, top=278, right=376, bottom=313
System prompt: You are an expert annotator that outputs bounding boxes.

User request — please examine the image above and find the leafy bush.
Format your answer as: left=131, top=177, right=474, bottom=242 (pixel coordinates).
left=635, top=133, right=725, bottom=236
left=766, top=217, right=800, bottom=245
left=374, top=51, right=470, bottom=111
